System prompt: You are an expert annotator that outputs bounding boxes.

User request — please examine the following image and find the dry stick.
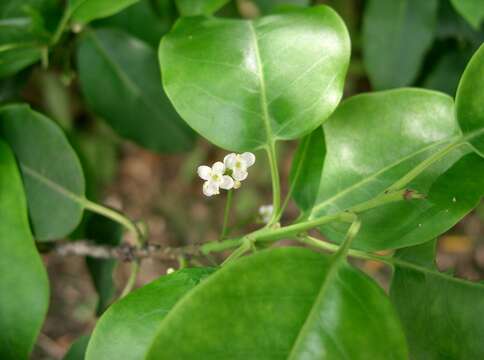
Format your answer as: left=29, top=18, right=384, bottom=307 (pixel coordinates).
left=52, top=241, right=200, bottom=261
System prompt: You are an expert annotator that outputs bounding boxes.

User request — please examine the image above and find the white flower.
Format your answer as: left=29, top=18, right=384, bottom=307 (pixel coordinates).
left=197, top=161, right=234, bottom=197
left=223, top=152, right=256, bottom=181
left=259, top=204, right=274, bottom=224
left=166, top=267, right=175, bottom=274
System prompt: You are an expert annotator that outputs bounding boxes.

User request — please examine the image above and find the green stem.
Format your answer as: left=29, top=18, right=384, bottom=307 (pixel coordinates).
left=298, top=235, right=483, bottom=288
left=83, top=199, right=142, bottom=245
left=386, top=138, right=464, bottom=192
left=266, top=142, right=281, bottom=225
left=220, top=237, right=253, bottom=266
left=200, top=187, right=423, bottom=256
left=50, top=4, right=72, bottom=46
left=83, top=199, right=143, bottom=297
left=120, top=261, right=140, bottom=297
left=220, top=190, right=233, bottom=240
left=334, top=216, right=361, bottom=259
left=275, top=136, right=311, bottom=222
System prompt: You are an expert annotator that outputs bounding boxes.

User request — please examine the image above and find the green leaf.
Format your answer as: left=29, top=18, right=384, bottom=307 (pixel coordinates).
left=250, top=0, right=310, bottom=15
left=86, top=268, right=214, bottom=360
left=69, top=0, right=140, bottom=24
left=289, top=126, right=325, bottom=212
left=94, top=0, right=175, bottom=47
left=63, top=335, right=90, bottom=360
left=148, top=248, right=407, bottom=359
left=0, top=0, right=56, bottom=77
left=175, top=0, right=230, bottom=16
left=85, top=214, right=122, bottom=315
left=362, top=0, right=438, bottom=89
left=0, top=140, right=49, bottom=360
left=306, top=89, right=467, bottom=251
left=0, top=103, right=86, bottom=240
left=77, top=28, right=195, bottom=153
left=390, top=239, right=484, bottom=359
left=159, top=5, right=350, bottom=151
left=456, top=43, right=484, bottom=157
left=450, top=0, right=484, bottom=29
left=423, top=49, right=473, bottom=96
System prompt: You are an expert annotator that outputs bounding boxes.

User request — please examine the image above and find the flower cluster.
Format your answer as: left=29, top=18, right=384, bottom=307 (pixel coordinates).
left=197, top=152, right=255, bottom=197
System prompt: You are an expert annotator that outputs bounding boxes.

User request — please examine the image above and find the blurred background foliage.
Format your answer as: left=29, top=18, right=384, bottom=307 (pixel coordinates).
left=1, top=0, right=483, bottom=358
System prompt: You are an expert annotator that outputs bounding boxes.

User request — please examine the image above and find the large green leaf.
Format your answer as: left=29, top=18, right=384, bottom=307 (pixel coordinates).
left=69, top=0, right=140, bottom=24
left=0, top=140, right=49, bottom=360
left=325, top=152, right=484, bottom=251
left=450, top=0, right=484, bottom=29
left=78, top=28, right=195, bottom=153
left=148, top=247, right=407, bottom=359
left=0, top=0, right=56, bottom=78
left=289, top=126, right=325, bottom=212
left=390, top=239, right=484, bottom=359
left=175, top=0, right=230, bottom=16
left=0, top=104, right=85, bottom=240
left=303, top=89, right=470, bottom=251
left=362, top=0, right=438, bottom=89
left=456, top=43, right=484, bottom=157
left=86, top=268, right=214, bottom=360
left=159, top=5, right=350, bottom=151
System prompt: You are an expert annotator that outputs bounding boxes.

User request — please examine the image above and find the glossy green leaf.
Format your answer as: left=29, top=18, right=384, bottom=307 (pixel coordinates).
left=325, top=151, right=483, bottom=251
left=85, top=214, right=122, bottom=315
left=86, top=268, right=214, bottom=360
left=69, top=0, right=140, bottom=24
left=450, top=0, right=484, bottom=29
left=159, top=5, right=350, bottom=151
left=363, top=0, right=438, bottom=89
left=289, top=126, right=325, bottom=212
left=78, top=28, right=195, bottom=153
left=390, top=239, right=484, bottom=359
left=94, top=0, right=174, bottom=47
left=176, top=0, right=229, bottom=16
left=0, top=140, right=49, bottom=360
left=0, top=0, right=56, bottom=77
left=456, top=43, right=484, bottom=157
left=0, top=104, right=86, bottom=240
left=304, top=89, right=467, bottom=251
left=148, top=247, right=407, bottom=359
left=63, top=335, right=90, bottom=360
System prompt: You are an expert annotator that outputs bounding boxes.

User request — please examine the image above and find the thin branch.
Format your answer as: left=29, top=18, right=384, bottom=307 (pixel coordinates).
left=52, top=240, right=200, bottom=261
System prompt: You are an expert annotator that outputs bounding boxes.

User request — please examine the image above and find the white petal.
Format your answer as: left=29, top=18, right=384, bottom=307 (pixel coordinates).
left=232, top=168, right=248, bottom=181
left=240, top=152, right=255, bottom=167
left=212, top=161, right=225, bottom=175
left=197, top=165, right=212, bottom=180
left=219, top=175, right=234, bottom=190
left=223, top=153, right=237, bottom=169
left=203, top=181, right=219, bottom=197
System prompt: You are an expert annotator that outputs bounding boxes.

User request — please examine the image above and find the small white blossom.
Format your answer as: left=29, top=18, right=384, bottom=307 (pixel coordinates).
left=223, top=152, right=256, bottom=181
left=166, top=267, right=175, bottom=274
left=197, top=161, right=234, bottom=197
left=259, top=204, right=274, bottom=224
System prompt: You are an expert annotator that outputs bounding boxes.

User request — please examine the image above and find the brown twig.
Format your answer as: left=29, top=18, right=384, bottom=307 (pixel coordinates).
left=52, top=240, right=200, bottom=262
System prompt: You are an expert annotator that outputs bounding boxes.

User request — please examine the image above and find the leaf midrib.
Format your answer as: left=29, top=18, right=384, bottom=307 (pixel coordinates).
left=247, top=21, right=273, bottom=146
left=287, top=254, right=347, bottom=359
left=21, top=164, right=86, bottom=207
left=309, top=137, right=455, bottom=217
